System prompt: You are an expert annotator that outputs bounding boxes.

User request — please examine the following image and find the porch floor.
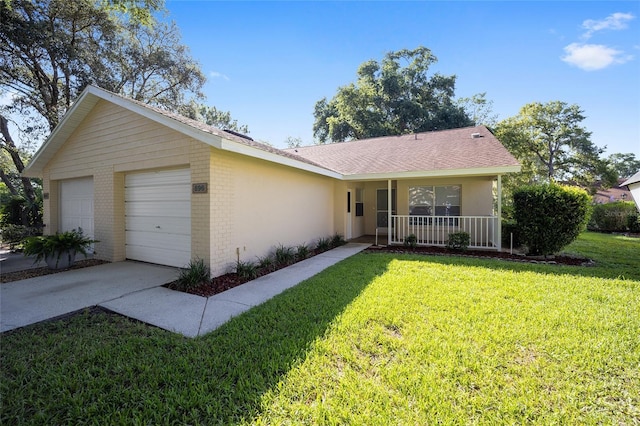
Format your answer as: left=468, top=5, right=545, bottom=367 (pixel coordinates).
left=349, top=235, right=385, bottom=245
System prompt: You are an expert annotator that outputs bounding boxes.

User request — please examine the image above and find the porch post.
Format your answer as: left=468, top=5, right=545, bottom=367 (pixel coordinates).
left=497, top=174, right=502, bottom=251
left=388, top=179, right=392, bottom=246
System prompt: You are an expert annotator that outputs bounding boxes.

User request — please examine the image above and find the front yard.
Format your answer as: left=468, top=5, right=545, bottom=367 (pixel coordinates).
left=1, top=232, right=638, bottom=424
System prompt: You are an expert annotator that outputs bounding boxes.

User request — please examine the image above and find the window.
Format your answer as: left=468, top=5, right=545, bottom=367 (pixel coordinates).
left=355, top=188, right=364, bottom=217
left=409, top=185, right=460, bottom=223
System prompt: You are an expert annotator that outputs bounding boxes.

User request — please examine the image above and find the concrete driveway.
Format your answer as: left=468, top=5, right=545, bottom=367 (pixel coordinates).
left=0, top=261, right=178, bottom=333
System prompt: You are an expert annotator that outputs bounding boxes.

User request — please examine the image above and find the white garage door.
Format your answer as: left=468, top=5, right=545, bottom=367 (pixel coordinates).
left=60, top=177, right=94, bottom=249
left=125, top=169, right=191, bottom=268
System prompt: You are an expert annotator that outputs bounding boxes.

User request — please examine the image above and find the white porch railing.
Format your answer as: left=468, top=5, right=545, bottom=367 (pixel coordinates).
left=390, top=215, right=499, bottom=249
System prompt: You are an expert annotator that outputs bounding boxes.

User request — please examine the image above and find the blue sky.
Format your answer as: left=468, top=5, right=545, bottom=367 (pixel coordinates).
left=167, top=1, right=639, bottom=156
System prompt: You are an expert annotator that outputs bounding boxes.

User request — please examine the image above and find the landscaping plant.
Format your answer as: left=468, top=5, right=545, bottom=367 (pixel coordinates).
left=295, top=243, right=310, bottom=260
left=330, top=233, right=345, bottom=248
left=446, top=231, right=470, bottom=251
left=274, top=244, right=295, bottom=267
left=235, top=260, right=259, bottom=281
left=512, top=183, right=591, bottom=256
left=22, top=228, right=96, bottom=269
left=403, top=233, right=417, bottom=248
left=173, top=258, right=210, bottom=291
left=315, top=237, right=331, bottom=252
left=588, top=201, right=638, bottom=232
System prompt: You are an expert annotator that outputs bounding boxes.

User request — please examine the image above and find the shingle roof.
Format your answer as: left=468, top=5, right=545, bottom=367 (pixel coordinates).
left=24, top=86, right=520, bottom=179
left=284, top=126, right=519, bottom=176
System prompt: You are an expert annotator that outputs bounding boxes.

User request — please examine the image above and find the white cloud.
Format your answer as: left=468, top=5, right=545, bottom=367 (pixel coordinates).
left=582, top=12, right=635, bottom=39
left=562, top=43, right=633, bottom=71
left=209, top=71, right=230, bottom=81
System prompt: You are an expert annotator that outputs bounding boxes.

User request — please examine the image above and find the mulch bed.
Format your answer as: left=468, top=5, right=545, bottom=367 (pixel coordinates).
left=1, top=259, right=110, bottom=284
left=364, top=245, right=593, bottom=266
left=166, top=244, right=593, bottom=298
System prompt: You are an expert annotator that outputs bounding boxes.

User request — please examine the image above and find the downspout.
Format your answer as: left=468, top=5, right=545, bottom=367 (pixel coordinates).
left=388, top=179, right=392, bottom=246
left=497, top=174, right=502, bottom=251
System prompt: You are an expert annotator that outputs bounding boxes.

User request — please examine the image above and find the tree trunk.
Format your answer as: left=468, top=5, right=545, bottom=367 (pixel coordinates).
left=0, top=114, right=38, bottom=226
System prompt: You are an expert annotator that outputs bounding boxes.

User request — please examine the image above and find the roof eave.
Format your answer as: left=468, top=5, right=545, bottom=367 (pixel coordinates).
left=342, top=165, right=521, bottom=181
left=219, top=139, right=342, bottom=179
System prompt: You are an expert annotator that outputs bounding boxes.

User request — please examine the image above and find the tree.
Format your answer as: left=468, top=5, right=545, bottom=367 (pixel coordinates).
left=313, top=47, right=473, bottom=143
left=183, top=103, right=249, bottom=134
left=607, top=152, right=640, bottom=180
left=495, top=101, right=614, bottom=190
left=0, top=0, right=205, bottom=225
left=456, top=92, right=498, bottom=127
left=285, top=136, right=303, bottom=148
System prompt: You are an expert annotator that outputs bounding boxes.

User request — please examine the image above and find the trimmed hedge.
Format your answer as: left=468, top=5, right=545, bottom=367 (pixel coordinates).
left=588, top=201, right=638, bottom=232
left=513, top=183, right=591, bottom=256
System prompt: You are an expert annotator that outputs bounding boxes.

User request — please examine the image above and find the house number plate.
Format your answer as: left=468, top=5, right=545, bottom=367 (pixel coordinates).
left=192, top=183, right=208, bottom=194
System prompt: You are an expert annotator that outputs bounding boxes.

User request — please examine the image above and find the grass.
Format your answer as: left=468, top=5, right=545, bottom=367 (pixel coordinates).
left=1, top=232, right=639, bottom=424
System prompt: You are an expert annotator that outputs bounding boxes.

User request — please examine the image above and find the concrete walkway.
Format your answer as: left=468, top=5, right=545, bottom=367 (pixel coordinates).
left=1, top=243, right=369, bottom=337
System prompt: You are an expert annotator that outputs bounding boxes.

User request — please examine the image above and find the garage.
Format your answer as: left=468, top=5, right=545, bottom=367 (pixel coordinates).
left=60, top=177, right=94, bottom=247
left=125, top=169, right=191, bottom=268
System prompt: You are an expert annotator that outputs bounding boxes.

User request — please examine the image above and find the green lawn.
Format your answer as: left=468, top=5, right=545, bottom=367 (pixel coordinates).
left=1, top=232, right=639, bottom=424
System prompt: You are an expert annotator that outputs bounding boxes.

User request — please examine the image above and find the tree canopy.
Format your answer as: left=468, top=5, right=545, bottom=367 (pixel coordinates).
left=184, top=103, right=249, bottom=134
left=0, top=0, right=207, bottom=225
left=495, top=101, right=615, bottom=191
left=313, top=47, right=473, bottom=143
left=607, top=152, right=640, bottom=181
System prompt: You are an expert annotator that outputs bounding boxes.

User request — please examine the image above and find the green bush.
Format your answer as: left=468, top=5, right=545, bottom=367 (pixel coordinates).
left=22, top=228, right=97, bottom=268
left=0, top=224, right=40, bottom=249
left=588, top=201, right=638, bottom=232
left=501, top=220, right=522, bottom=248
left=235, top=260, right=259, bottom=281
left=0, top=195, right=43, bottom=228
left=295, top=243, right=310, bottom=260
left=628, top=214, right=640, bottom=233
left=513, top=183, right=591, bottom=256
left=403, top=234, right=417, bottom=248
left=274, top=244, right=295, bottom=267
left=315, top=237, right=330, bottom=252
left=174, top=258, right=210, bottom=291
left=447, top=231, right=470, bottom=251
left=330, top=233, right=346, bottom=248
left=256, top=254, right=275, bottom=272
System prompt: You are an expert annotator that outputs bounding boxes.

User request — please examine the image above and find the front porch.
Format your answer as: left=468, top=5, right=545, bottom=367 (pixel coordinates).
left=343, top=176, right=504, bottom=251
left=350, top=215, right=499, bottom=250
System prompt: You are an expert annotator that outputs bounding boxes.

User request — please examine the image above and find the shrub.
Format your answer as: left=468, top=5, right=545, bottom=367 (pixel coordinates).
left=403, top=234, right=417, bottom=248
left=0, top=224, right=40, bottom=249
left=513, top=183, right=591, bottom=256
left=330, top=233, right=345, bottom=248
left=447, top=232, right=470, bottom=251
left=295, top=243, right=310, bottom=260
left=174, top=258, right=210, bottom=291
left=274, top=244, right=295, bottom=267
left=315, top=237, right=330, bottom=253
left=257, top=254, right=275, bottom=272
left=235, top=260, right=259, bottom=281
left=501, top=220, right=522, bottom=248
left=628, top=214, right=640, bottom=233
left=588, top=201, right=638, bottom=232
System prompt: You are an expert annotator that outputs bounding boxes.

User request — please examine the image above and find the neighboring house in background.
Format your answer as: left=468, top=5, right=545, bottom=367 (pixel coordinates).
left=592, top=179, right=635, bottom=204
left=23, top=86, right=520, bottom=276
left=621, top=171, right=640, bottom=212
